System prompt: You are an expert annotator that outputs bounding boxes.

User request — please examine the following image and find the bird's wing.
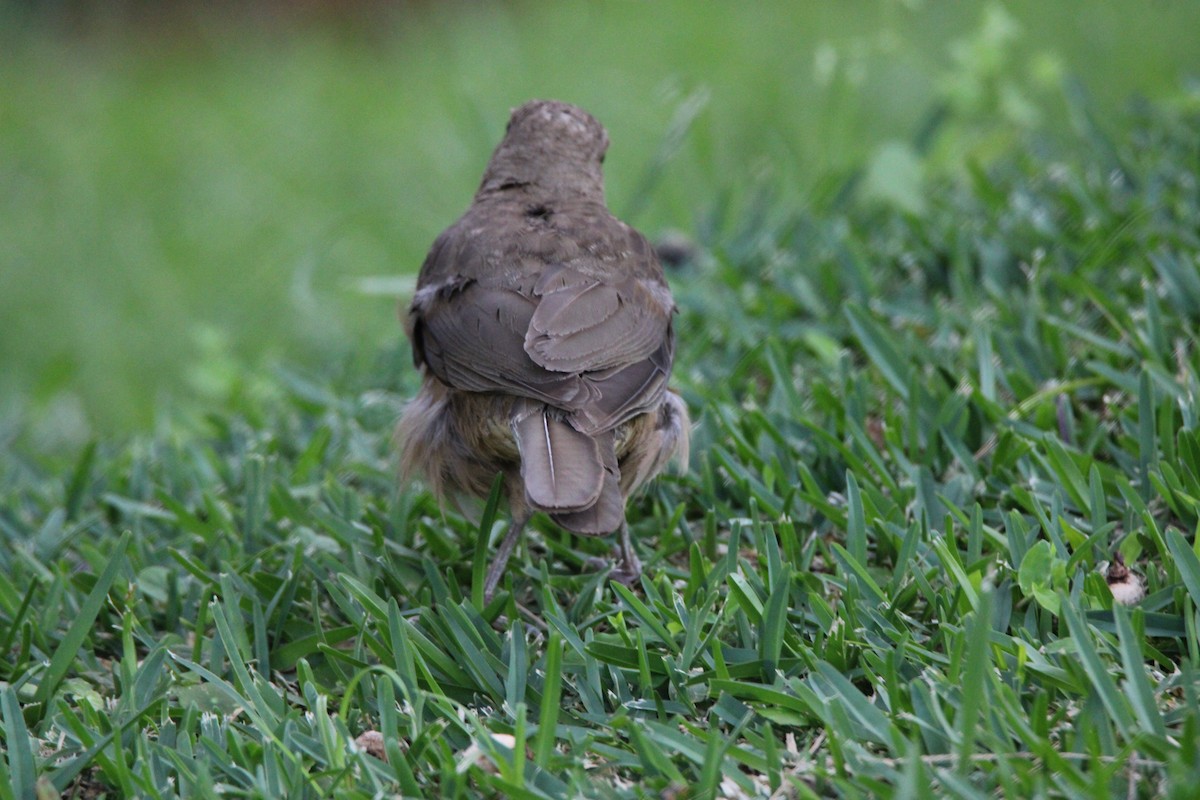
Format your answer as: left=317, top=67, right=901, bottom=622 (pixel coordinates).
left=571, top=332, right=673, bottom=434
left=408, top=227, right=675, bottom=432
left=409, top=274, right=589, bottom=408
left=525, top=264, right=672, bottom=373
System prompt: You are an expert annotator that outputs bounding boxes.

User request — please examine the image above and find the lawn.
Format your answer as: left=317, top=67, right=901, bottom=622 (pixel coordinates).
left=4, top=2, right=1200, bottom=798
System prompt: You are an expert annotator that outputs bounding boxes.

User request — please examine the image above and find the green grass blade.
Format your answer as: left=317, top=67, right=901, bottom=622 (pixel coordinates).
left=610, top=582, right=676, bottom=647
left=1060, top=599, right=1135, bottom=731
left=63, top=441, right=97, bottom=521
left=811, top=661, right=897, bottom=748
left=1112, top=607, right=1166, bottom=737
left=32, top=531, right=131, bottom=716
left=473, top=473, right=505, bottom=608
left=533, top=631, right=563, bottom=768
left=957, top=591, right=993, bottom=769
left=758, top=569, right=789, bottom=679
left=845, top=471, right=867, bottom=566
left=1165, top=528, right=1200, bottom=608
left=0, top=686, right=35, bottom=800
left=845, top=303, right=912, bottom=401
left=829, top=542, right=886, bottom=605
left=505, top=621, right=528, bottom=714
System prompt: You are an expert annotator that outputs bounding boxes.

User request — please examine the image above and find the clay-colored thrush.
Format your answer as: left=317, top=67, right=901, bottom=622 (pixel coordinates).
left=398, top=100, right=689, bottom=599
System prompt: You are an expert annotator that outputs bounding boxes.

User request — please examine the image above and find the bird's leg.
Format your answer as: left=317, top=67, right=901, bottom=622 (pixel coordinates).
left=484, top=513, right=529, bottom=602
left=609, top=522, right=642, bottom=587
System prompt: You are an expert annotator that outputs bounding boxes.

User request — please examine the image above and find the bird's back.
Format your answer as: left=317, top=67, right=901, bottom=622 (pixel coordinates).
left=399, top=100, right=685, bottom=542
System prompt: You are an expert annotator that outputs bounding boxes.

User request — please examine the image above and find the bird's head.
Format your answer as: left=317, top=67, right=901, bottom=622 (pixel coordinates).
left=478, top=100, right=610, bottom=200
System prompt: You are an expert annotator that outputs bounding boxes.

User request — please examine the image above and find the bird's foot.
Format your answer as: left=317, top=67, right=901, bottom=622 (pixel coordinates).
left=582, top=554, right=608, bottom=573
left=584, top=552, right=642, bottom=588
left=609, top=556, right=642, bottom=588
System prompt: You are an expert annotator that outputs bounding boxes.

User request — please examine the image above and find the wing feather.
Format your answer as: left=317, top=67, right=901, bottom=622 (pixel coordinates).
left=524, top=266, right=669, bottom=373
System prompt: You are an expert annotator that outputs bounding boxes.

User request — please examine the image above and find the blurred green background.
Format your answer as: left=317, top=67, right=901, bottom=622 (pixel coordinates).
left=2, top=0, right=1198, bottom=443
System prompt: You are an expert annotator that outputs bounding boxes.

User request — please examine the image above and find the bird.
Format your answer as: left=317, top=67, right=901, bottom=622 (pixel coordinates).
left=397, top=99, right=689, bottom=601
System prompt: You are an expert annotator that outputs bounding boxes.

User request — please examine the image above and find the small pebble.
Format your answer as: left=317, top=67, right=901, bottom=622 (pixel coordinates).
left=1106, top=552, right=1145, bottom=606
left=355, top=730, right=387, bottom=761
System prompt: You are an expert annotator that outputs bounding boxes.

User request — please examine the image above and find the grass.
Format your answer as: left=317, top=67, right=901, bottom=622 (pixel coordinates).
left=5, top=4, right=1200, bottom=798
left=5, top=83, right=1200, bottom=796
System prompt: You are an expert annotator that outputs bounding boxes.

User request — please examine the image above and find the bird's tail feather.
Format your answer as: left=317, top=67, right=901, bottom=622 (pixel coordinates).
left=551, top=429, right=623, bottom=534
left=512, top=401, right=624, bottom=535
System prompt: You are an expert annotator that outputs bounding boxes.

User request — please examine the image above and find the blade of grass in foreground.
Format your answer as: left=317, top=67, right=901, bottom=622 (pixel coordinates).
left=1061, top=598, right=1135, bottom=732
left=1165, top=528, right=1200, bottom=609
left=957, top=591, right=993, bottom=770
left=32, top=531, right=131, bottom=718
left=1, top=685, right=35, bottom=800
left=533, top=631, right=564, bottom=768
left=473, top=473, right=505, bottom=609
left=1113, top=607, right=1167, bottom=738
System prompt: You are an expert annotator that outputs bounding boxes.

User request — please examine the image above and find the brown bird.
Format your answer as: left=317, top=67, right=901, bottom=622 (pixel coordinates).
left=398, top=100, right=689, bottom=600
